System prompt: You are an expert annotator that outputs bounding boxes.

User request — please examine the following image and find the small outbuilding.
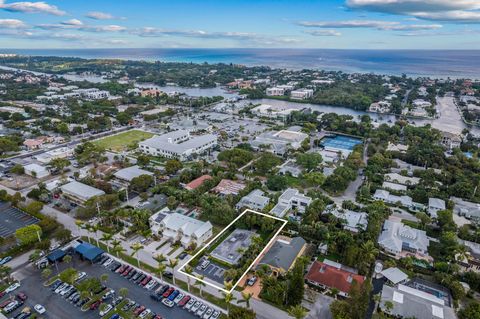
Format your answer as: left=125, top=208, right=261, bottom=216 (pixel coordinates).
left=75, top=242, right=104, bottom=262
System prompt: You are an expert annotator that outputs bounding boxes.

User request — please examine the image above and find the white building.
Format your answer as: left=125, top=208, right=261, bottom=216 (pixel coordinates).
left=60, top=181, right=105, bottom=204
left=24, top=163, right=49, bottom=178
left=428, top=198, right=445, bottom=218
left=378, top=219, right=431, bottom=260
left=327, top=206, right=368, bottom=233
left=149, top=210, right=212, bottom=248
left=35, top=147, right=74, bottom=164
left=270, top=188, right=312, bottom=218
left=369, top=101, right=391, bottom=113
left=114, top=165, right=154, bottom=184
left=290, top=89, right=314, bottom=100
left=251, top=129, right=308, bottom=156
left=266, top=87, right=285, bottom=96
left=139, top=130, right=217, bottom=161
left=236, top=189, right=270, bottom=211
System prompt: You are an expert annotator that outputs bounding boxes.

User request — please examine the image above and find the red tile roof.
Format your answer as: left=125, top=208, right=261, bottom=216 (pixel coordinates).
left=185, top=175, right=212, bottom=190
left=305, top=261, right=365, bottom=294
left=212, top=179, right=246, bottom=195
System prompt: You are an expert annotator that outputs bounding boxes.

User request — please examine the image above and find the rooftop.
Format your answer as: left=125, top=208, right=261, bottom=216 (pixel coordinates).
left=185, top=175, right=212, bottom=190
left=305, top=260, right=365, bottom=294
left=114, top=165, right=154, bottom=182
left=60, top=181, right=105, bottom=201
left=258, top=236, right=306, bottom=272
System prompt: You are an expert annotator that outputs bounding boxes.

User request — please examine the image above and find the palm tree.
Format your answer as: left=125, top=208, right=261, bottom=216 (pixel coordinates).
left=76, top=221, right=88, bottom=242
left=194, top=275, right=206, bottom=297
left=63, top=254, right=72, bottom=265
left=41, top=268, right=52, bottom=280
left=223, top=292, right=236, bottom=313
left=80, top=290, right=89, bottom=300
left=156, top=263, right=167, bottom=283
left=112, top=243, right=125, bottom=258
left=169, top=258, right=178, bottom=285
left=100, top=273, right=109, bottom=285
left=238, top=291, right=253, bottom=309
left=0, top=266, right=11, bottom=284
left=91, top=225, right=100, bottom=246
left=119, top=287, right=128, bottom=299
left=288, top=305, right=308, bottom=319
left=184, top=265, right=193, bottom=292
left=130, top=243, right=144, bottom=268
left=101, top=233, right=113, bottom=253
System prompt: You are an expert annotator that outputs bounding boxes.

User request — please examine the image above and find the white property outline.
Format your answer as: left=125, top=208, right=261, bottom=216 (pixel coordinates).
left=178, top=208, right=288, bottom=294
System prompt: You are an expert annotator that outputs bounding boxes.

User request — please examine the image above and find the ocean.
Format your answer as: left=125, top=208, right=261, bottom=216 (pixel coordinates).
left=1, top=48, right=480, bottom=79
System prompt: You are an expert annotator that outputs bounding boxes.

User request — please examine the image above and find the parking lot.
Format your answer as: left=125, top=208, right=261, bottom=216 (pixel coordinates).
left=7, top=253, right=219, bottom=319
left=194, top=260, right=226, bottom=285
left=0, top=201, right=39, bottom=239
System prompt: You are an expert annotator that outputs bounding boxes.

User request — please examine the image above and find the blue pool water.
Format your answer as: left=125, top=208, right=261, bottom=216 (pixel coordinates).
left=321, top=135, right=362, bottom=151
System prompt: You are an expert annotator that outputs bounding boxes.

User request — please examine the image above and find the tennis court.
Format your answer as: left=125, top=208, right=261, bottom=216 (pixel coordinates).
left=321, top=135, right=362, bottom=151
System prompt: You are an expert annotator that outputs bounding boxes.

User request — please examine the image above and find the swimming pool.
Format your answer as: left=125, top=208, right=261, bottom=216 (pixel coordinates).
left=321, top=135, right=362, bottom=151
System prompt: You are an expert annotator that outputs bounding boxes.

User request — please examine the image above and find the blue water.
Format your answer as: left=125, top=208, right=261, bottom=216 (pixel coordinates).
left=1, top=48, right=480, bottom=78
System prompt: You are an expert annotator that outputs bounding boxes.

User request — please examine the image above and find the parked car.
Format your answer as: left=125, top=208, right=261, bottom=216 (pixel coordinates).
left=141, top=275, right=152, bottom=286
left=156, top=284, right=169, bottom=295
left=139, top=309, right=152, bottom=318
left=4, top=301, right=21, bottom=313
left=190, top=301, right=201, bottom=313
left=145, top=279, right=157, bottom=290
left=173, top=293, right=184, bottom=304
left=203, top=308, right=213, bottom=319
left=90, top=300, right=102, bottom=310
left=5, top=282, right=21, bottom=293
left=121, top=300, right=135, bottom=311
left=102, top=289, right=115, bottom=300
left=200, top=260, right=210, bottom=269
left=0, top=256, right=12, bottom=265
left=75, top=272, right=87, bottom=282
left=247, top=276, right=257, bottom=286
left=162, top=287, right=174, bottom=298
left=150, top=293, right=162, bottom=301
left=163, top=271, right=173, bottom=279
left=196, top=304, right=207, bottom=317
left=178, top=252, right=188, bottom=260
left=161, top=299, right=174, bottom=308
left=211, top=310, right=220, bottom=319
left=167, top=290, right=179, bottom=301
left=16, top=292, right=27, bottom=301
left=109, top=314, right=120, bottom=319
left=99, top=304, right=113, bottom=316
left=34, top=304, right=46, bottom=314
left=133, top=305, right=146, bottom=316
left=184, top=298, right=196, bottom=310
left=178, top=295, right=191, bottom=307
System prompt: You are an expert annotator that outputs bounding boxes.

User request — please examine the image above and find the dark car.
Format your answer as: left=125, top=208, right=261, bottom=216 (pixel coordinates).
left=156, top=284, right=169, bottom=295
left=131, top=272, right=142, bottom=281
left=126, top=270, right=137, bottom=279
left=163, top=271, right=173, bottom=279
left=90, top=300, right=102, bottom=310
left=121, top=300, right=135, bottom=311
left=93, top=285, right=106, bottom=295
left=16, top=292, right=27, bottom=301
left=140, top=276, right=152, bottom=286
left=162, top=287, right=174, bottom=298
left=135, top=274, right=146, bottom=284
left=178, top=252, right=188, bottom=260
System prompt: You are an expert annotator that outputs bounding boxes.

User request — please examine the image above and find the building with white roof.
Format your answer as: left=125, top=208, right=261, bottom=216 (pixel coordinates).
left=381, top=267, right=408, bottom=285
left=149, top=209, right=212, bottom=248
left=384, top=173, right=420, bottom=186
left=35, top=147, right=74, bottom=164
left=60, top=181, right=105, bottom=204
left=373, top=189, right=413, bottom=208
left=380, top=283, right=456, bottom=319
left=382, top=181, right=407, bottom=192
left=378, top=219, right=431, bottom=261
left=251, top=129, right=308, bottom=156
left=266, top=87, right=285, bottom=96
left=139, top=130, right=217, bottom=161
left=270, top=188, right=312, bottom=218
left=236, top=189, right=270, bottom=211
left=290, top=89, right=314, bottom=100
left=327, top=206, right=368, bottom=233
left=24, top=163, right=49, bottom=179
left=451, top=196, right=480, bottom=220
left=428, top=198, right=446, bottom=218
left=114, top=165, right=154, bottom=183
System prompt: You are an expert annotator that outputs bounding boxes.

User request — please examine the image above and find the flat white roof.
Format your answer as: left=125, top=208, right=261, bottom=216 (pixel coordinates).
left=60, top=181, right=105, bottom=201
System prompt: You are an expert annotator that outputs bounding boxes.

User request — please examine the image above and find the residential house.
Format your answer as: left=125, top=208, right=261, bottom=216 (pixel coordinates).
left=305, top=259, right=365, bottom=297
left=149, top=209, right=212, bottom=248
left=270, top=188, right=312, bottom=218
left=428, top=198, right=446, bottom=218
left=212, top=179, right=246, bottom=196
left=378, top=219, right=431, bottom=261
left=257, top=236, right=306, bottom=276
left=24, top=163, right=49, bottom=179
left=184, top=175, right=212, bottom=191
left=451, top=196, right=480, bottom=221
left=236, top=189, right=270, bottom=211
left=113, top=165, right=154, bottom=185
left=60, top=181, right=105, bottom=204
left=327, top=206, right=368, bottom=233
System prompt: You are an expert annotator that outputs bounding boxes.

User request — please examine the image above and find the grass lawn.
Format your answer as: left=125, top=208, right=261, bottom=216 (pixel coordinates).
left=93, top=130, right=154, bottom=152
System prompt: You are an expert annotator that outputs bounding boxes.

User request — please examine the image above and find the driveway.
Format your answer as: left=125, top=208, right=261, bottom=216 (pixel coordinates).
left=304, top=293, right=334, bottom=319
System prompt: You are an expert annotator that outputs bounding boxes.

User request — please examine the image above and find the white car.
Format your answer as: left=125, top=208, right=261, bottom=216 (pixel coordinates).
left=184, top=298, right=196, bottom=310
left=173, top=293, right=184, bottom=304
left=55, top=283, right=68, bottom=294
left=3, top=301, right=19, bottom=313
left=138, top=309, right=151, bottom=318
left=196, top=304, right=207, bottom=317
left=145, top=279, right=157, bottom=290
left=99, top=304, right=113, bottom=316
left=162, top=299, right=174, bottom=308
left=5, top=282, right=20, bottom=293
left=34, top=304, right=46, bottom=314
left=103, top=258, right=113, bottom=267
left=203, top=308, right=213, bottom=319
left=75, top=272, right=87, bottom=282
left=60, top=285, right=73, bottom=296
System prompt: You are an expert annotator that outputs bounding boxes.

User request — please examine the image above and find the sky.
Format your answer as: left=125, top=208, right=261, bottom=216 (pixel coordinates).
left=0, top=0, right=480, bottom=49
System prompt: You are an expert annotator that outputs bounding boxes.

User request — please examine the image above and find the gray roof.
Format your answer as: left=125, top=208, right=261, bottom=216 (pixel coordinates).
left=60, top=181, right=105, bottom=201
left=258, top=237, right=306, bottom=271
left=380, top=284, right=456, bottom=319
left=114, top=165, right=153, bottom=182
left=381, top=267, right=408, bottom=284
left=141, top=132, right=216, bottom=155
left=378, top=220, right=430, bottom=254
left=451, top=196, right=480, bottom=218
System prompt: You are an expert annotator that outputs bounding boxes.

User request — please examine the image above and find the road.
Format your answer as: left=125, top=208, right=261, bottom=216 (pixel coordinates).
left=432, top=96, right=464, bottom=136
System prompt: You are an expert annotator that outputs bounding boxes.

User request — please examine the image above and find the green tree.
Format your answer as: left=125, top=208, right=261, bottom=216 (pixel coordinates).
left=266, top=175, right=287, bottom=191
left=227, top=307, right=256, bottom=319
left=119, top=287, right=128, bottom=299
left=296, top=153, right=323, bottom=171
left=130, top=242, right=144, bottom=268
left=165, top=159, right=183, bottom=174
left=288, top=305, right=308, bottom=319
left=10, top=164, right=25, bottom=175
left=41, top=268, right=52, bottom=280
left=459, top=302, right=480, bottom=319
left=238, top=291, right=253, bottom=309
left=15, top=224, right=42, bottom=245
left=130, top=174, right=154, bottom=192
left=48, top=158, right=71, bottom=173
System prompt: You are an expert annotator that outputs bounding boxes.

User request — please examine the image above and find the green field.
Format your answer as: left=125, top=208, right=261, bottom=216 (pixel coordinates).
left=93, top=130, right=154, bottom=152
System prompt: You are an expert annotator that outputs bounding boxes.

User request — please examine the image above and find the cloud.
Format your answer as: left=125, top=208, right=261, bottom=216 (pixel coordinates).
left=304, top=29, right=342, bottom=36
left=0, top=18, right=27, bottom=28
left=37, top=22, right=126, bottom=33
left=0, top=1, right=65, bottom=15
left=61, top=19, right=83, bottom=26
left=297, top=19, right=442, bottom=31
left=86, top=11, right=114, bottom=20
left=346, top=0, right=480, bottom=23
